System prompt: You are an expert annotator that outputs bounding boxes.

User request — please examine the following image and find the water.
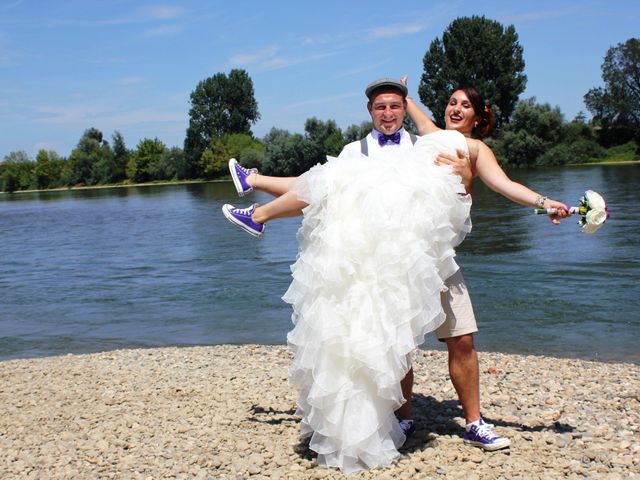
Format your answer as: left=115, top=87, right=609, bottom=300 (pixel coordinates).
left=1, top=164, right=639, bottom=363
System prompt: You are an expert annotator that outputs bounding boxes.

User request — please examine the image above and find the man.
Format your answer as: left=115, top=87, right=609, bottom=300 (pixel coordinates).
left=223, top=77, right=510, bottom=451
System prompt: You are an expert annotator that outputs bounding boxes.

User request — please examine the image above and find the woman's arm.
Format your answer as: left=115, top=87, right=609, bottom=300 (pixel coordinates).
left=405, top=96, right=441, bottom=136
left=400, top=75, right=440, bottom=136
left=471, top=140, right=569, bottom=223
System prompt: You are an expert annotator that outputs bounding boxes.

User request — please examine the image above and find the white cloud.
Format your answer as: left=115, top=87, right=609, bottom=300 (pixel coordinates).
left=143, top=24, right=183, bottom=37
left=115, top=76, right=145, bottom=86
left=141, top=5, right=186, bottom=21
left=230, top=45, right=280, bottom=66
left=367, top=23, right=426, bottom=39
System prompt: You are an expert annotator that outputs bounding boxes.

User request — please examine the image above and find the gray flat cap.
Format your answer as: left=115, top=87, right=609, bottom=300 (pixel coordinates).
left=365, top=78, right=408, bottom=99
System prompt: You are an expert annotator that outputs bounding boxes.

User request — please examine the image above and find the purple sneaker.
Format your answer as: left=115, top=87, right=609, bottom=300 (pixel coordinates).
left=463, top=419, right=511, bottom=451
left=222, top=203, right=264, bottom=237
left=399, top=419, right=416, bottom=438
left=229, top=158, right=257, bottom=197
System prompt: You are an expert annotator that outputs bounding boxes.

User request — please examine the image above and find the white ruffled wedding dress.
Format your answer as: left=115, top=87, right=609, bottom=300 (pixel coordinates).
left=282, top=130, right=472, bottom=473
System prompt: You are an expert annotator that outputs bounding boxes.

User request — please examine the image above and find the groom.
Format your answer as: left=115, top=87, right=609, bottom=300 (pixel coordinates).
left=225, top=77, right=510, bottom=451
left=343, top=78, right=510, bottom=451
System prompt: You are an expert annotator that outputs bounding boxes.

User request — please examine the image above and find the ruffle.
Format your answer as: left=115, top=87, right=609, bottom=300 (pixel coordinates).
left=283, top=130, right=472, bottom=473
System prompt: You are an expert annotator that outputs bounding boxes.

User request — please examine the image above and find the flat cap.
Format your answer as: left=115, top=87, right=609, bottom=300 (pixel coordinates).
left=365, top=78, right=408, bottom=99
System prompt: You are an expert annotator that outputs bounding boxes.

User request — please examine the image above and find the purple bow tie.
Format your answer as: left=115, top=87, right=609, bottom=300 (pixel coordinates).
left=378, top=131, right=401, bottom=146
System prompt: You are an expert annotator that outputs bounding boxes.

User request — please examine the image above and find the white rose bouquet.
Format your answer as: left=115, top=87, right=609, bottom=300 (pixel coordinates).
left=535, top=190, right=610, bottom=234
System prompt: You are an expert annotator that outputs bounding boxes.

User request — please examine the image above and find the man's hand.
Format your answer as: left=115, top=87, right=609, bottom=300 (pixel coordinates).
left=435, top=150, right=473, bottom=194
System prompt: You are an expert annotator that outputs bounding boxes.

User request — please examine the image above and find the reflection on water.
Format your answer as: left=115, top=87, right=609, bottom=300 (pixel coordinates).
left=1, top=165, right=639, bottom=363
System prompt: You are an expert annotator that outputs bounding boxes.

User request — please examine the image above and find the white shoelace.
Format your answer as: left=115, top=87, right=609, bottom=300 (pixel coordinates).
left=474, top=423, right=499, bottom=440
left=233, top=204, right=257, bottom=215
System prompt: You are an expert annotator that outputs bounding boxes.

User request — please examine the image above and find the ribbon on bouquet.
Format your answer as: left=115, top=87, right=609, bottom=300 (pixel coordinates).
left=534, top=190, right=610, bottom=234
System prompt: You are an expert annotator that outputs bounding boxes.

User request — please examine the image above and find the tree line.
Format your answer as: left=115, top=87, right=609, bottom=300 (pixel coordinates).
left=2, top=17, right=638, bottom=193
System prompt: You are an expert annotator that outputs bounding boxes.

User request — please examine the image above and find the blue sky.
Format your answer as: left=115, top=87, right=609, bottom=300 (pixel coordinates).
left=1, top=0, right=638, bottom=158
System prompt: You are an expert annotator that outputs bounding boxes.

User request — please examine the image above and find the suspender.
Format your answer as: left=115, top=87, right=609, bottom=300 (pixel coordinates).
left=360, top=133, right=417, bottom=156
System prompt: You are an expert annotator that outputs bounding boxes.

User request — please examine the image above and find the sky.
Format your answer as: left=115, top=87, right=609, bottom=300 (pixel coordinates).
left=1, top=0, right=638, bottom=159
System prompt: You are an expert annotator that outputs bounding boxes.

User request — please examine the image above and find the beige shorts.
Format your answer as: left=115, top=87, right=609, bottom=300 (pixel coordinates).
left=435, top=269, right=478, bottom=340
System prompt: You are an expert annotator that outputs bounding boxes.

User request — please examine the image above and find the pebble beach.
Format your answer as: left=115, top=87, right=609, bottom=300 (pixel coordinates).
left=1, top=345, right=638, bottom=479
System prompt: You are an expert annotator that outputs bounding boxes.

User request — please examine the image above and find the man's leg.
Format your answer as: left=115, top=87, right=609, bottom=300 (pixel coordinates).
left=445, top=334, right=480, bottom=423
left=396, top=368, right=414, bottom=420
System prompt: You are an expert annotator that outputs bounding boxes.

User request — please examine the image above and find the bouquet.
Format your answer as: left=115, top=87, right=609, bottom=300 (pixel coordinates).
left=535, top=190, right=610, bottom=234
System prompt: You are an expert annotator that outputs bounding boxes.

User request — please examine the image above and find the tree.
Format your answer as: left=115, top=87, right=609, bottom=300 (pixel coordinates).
left=584, top=38, right=640, bottom=130
left=184, top=69, right=260, bottom=170
left=418, top=16, right=526, bottom=129
left=68, top=128, right=113, bottom=185
left=1, top=151, right=32, bottom=192
left=199, top=138, right=230, bottom=179
left=150, top=147, right=186, bottom=181
left=344, top=121, right=373, bottom=143
left=127, top=138, right=166, bottom=183
left=261, top=128, right=307, bottom=176
left=493, top=98, right=563, bottom=167
left=224, top=133, right=265, bottom=170
left=300, top=118, right=344, bottom=172
left=111, top=131, right=130, bottom=183
left=34, top=150, right=65, bottom=189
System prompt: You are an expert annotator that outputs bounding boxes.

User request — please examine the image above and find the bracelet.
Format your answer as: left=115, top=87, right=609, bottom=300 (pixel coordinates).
left=534, top=195, right=548, bottom=208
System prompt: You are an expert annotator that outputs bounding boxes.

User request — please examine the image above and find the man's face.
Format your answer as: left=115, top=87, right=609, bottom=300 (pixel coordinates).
left=367, top=90, right=407, bottom=135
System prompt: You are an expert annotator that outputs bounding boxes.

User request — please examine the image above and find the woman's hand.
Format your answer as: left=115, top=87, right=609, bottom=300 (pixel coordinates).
left=544, top=199, right=570, bottom=225
left=435, top=150, right=473, bottom=193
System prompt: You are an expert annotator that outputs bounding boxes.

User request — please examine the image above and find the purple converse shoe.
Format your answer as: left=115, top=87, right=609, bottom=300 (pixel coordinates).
left=399, top=419, right=416, bottom=438
left=229, top=158, right=257, bottom=197
left=463, top=418, right=511, bottom=451
left=222, top=203, right=264, bottom=237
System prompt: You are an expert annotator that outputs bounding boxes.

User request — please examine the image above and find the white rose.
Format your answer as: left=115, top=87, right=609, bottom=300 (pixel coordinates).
left=582, top=208, right=607, bottom=233
left=584, top=190, right=606, bottom=210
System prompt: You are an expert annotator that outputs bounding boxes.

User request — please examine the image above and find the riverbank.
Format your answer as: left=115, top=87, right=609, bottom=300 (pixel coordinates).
left=0, top=178, right=224, bottom=195
left=1, top=345, right=637, bottom=479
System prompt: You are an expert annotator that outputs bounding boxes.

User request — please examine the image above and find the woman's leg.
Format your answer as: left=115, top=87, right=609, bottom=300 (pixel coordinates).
left=250, top=173, right=296, bottom=197
left=252, top=190, right=307, bottom=222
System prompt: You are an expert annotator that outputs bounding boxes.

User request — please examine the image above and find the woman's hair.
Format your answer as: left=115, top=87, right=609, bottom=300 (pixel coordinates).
left=455, top=85, right=495, bottom=138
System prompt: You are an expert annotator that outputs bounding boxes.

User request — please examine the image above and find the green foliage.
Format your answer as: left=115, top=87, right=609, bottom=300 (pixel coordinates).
left=493, top=98, right=563, bottom=166
left=184, top=69, right=260, bottom=172
left=301, top=118, right=344, bottom=170
left=418, top=15, right=526, bottom=128
left=584, top=38, right=640, bottom=130
left=494, top=98, right=607, bottom=166
left=1, top=151, right=33, bottom=192
left=344, top=122, right=373, bottom=143
left=199, top=138, right=230, bottom=179
left=150, top=147, right=186, bottom=180
left=261, top=128, right=307, bottom=176
left=111, top=131, right=130, bottom=183
left=127, top=138, right=167, bottom=183
left=225, top=133, right=265, bottom=169
left=68, top=128, right=114, bottom=186
left=537, top=138, right=606, bottom=166
left=34, top=150, right=66, bottom=189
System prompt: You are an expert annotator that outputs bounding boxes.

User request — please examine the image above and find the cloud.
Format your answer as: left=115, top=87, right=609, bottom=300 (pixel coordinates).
left=229, top=45, right=338, bottom=72
left=114, top=76, right=145, bottom=86
left=500, top=7, right=581, bottom=23
left=143, top=24, right=183, bottom=37
left=367, top=23, right=427, bottom=39
left=140, top=5, right=185, bottom=21
left=229, top=45, right=280, bottom=66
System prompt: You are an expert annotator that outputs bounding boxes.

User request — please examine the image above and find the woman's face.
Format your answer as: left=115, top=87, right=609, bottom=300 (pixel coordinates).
left=444, top=90, right=478, bottom=135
